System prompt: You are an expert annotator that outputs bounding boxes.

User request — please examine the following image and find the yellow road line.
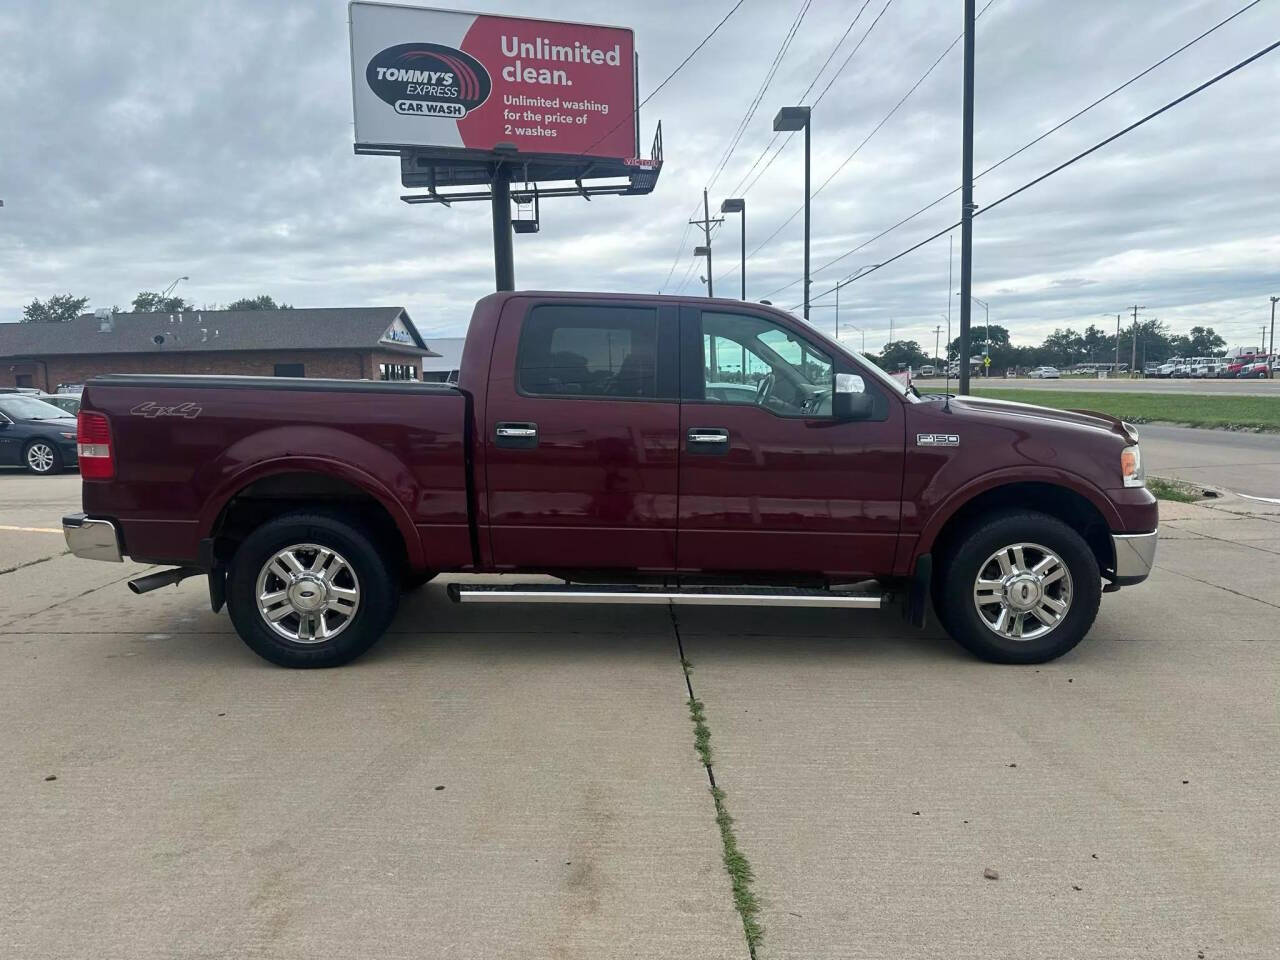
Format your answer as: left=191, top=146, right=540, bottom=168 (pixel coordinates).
left=0, top=524, right=62, bottom=534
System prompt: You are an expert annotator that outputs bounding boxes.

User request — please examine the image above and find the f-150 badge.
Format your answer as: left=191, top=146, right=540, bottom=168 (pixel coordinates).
left=130, top=401, right=202, bottom=419
left=917, top=433, right=959, bottom=446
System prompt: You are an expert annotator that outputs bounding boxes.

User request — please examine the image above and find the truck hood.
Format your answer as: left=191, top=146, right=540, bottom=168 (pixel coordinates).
left=937, top=394, right=1138, bottom=443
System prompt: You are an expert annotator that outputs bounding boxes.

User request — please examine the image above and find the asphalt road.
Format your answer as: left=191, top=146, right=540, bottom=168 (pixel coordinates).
left=3, top=475, right=1279, bottom=958
left=1139, top=423, right=1280, bottom=501
left=952, top=375, right=1280, bottom=395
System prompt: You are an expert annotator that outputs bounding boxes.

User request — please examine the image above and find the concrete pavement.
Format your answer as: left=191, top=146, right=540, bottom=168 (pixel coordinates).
left=1, top=560, right=744, bottom=960
left=681, top=496, right=1279, bottom=959
left=2, top=477, right=1278, bottom=958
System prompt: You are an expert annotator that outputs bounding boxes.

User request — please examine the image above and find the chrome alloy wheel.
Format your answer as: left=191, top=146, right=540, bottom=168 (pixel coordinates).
left=972, top=541, right=1073, bottom=641
left=254, top=543, right=361, bottom=644
left=27, top=442, right=56, bottom=473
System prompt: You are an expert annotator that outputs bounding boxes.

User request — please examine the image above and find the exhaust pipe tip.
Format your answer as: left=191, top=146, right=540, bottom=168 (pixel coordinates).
left=128, top=566, right=201, bottom=595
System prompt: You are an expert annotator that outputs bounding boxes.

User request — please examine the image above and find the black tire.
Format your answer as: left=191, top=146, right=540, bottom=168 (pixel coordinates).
left=936, top=509, right=1101, bottom=664
left=226, top=511, right=399, bottom=668
left=24, top=440, right=63, bottom=475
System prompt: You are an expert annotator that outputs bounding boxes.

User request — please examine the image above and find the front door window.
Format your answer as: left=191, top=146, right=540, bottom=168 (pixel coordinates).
left=701, top=312, right=834, bottom=416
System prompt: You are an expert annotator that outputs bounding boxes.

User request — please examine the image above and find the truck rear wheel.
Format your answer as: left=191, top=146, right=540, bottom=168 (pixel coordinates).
left=936, top=509, right=1101, bottom=664
left=226, top=511, right=399, bottom=668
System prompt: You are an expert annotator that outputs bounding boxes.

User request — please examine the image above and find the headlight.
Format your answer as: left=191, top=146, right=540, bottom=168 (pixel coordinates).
left=1121, top=444, right=1144, bottom=488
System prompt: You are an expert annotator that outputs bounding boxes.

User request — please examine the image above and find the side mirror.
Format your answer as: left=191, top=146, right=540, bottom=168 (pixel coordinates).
left=832, top=373, right=874, bottom=420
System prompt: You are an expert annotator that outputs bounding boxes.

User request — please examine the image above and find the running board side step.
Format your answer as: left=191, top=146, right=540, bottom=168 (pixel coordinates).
left=446, top=583, right=883, bottom=608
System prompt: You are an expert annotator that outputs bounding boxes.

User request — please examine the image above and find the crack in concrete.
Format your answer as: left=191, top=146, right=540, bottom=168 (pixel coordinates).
left=669, top=605, right=762, bottom=959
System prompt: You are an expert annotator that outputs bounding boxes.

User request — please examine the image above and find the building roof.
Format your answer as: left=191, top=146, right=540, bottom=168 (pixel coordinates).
left=0, top=307, right=437, bottom=358
left=419, top=337, right=465, bottom=372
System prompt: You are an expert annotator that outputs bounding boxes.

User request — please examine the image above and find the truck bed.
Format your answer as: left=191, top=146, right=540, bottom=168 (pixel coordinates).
left=80, top=374, right=473, bottom=570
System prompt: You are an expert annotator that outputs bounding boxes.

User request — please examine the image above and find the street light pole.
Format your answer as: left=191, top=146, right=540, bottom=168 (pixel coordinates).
left=161, top=275, right=189, bottom=299
left=957, top=293, right=990, bottom=375
left=773, top=106, right=812, bottom=321
left=957, top=0, right=976, bottom=395
left=1270, top=295, right=1277, bottom=366
left=720, top=198, right=746, bottom=300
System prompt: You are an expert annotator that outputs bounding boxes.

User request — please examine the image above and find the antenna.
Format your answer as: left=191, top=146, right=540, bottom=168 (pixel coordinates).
left=943, top=325, right=953, bottom=411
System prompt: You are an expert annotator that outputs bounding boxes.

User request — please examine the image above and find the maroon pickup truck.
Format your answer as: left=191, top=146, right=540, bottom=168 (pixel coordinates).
left=64, top=292, right=1157, bottom=667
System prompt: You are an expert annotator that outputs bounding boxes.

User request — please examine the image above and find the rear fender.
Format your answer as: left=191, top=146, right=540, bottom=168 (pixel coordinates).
left=198, top=429, right=425, bottom=569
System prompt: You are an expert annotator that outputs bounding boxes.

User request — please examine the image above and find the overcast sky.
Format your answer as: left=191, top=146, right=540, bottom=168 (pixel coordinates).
left=2, top=0, right=1277, bottom=352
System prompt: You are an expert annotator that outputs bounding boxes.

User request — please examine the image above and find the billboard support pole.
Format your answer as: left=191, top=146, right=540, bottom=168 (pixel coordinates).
left=491, top=162, right=514, bottom=292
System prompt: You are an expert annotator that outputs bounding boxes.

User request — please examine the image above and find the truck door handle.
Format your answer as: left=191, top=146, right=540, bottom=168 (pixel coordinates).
left=687, top=427, right=730, bottom=454
left=495, top=421, right=538, bottom=449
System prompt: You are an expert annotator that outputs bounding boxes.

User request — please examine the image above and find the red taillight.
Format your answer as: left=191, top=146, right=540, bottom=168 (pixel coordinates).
left=77, top=410, right=114, bottom=479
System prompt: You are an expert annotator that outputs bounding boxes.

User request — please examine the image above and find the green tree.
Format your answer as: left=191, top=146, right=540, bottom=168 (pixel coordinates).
left=947, top=323, right=1011, bottom=357
left=21, top=294, right=89, bottom=323
left=132, top=291, right=192, bottom=312
left=1081, top=324, right=1111, bottom=363
left=877, top=340, right=929, bottom=371
left=224, top=294, right=292, bottom=311
left=1185, top=326, right=1225, bottom=356
left=1039, top=328, right=1086, bottom=366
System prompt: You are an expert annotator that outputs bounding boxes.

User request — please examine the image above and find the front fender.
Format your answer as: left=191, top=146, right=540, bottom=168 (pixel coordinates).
left=913, top=465, right=1123, bottom=558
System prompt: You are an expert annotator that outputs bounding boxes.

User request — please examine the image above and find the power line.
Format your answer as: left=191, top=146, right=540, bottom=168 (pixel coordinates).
left=659, top=218, right=697, bottom=292
left=705, top=0, right=814, bottom=194
left=796, top=37, right=1280, bottom=309
left=581, top=0, right=749, bottom=158
left=724, top=0, right=877, bottom=200
left=809, top=0, right=897, bottom=106
left=732, top=0, right=993, bottom=286
left=783, top=0, right=1265, bottom=294
left=739, top=0, right=897, bottom=198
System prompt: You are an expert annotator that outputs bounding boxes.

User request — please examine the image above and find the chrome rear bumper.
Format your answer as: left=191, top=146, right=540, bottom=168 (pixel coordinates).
left=63, top=513, right=123, bottom=563
left=1111, top=529, right=1157, bottom=584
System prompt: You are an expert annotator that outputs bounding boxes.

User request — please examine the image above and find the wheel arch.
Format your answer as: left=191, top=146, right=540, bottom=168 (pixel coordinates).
left=919, top=474, right=1117, bottom=577
left=201, top=459, right=425, bottom=573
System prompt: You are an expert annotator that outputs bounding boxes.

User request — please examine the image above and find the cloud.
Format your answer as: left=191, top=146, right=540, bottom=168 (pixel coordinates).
left=1, top=0, right=1276, bottom=352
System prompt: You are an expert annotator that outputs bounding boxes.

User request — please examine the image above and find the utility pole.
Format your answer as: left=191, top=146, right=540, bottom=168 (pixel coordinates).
left=689, top=189, right=723, bottom=298
left=1270, top=296, right=1277, bottom=363
left=1113, top=313, right=1122, bottom=373
left=934, top=325, right=942, bottom=366
left=957, top=0, right=976, bottom=395
left=1127, top=305, right=1145, bottom=377
left=889, top=317, right=895, bottom=345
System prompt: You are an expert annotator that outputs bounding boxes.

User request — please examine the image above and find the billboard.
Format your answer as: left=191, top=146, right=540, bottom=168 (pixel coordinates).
left=350, top=2, right=638, bottom=160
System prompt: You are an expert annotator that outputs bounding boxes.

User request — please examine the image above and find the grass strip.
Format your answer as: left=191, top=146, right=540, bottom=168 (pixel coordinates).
left=1148, top=476, right=1206, bottom=503
left=678, top=648, right=764, bottom=955
left=921, top=387, right=1280, bottom=431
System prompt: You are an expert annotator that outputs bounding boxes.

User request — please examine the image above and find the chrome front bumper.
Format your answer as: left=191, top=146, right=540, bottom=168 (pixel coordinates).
left=63, top=513, right=123, bottom=563
left=1111, top=529, right=1157, bottom=584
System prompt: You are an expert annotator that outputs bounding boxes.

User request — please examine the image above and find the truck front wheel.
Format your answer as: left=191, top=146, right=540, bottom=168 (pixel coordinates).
left=226, top=511, right=399, bottom=668
left=937, top=509, right=1101, bottom=664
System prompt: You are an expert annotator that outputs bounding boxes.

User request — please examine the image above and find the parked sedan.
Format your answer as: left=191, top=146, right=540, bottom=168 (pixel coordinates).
left=1028, top=366, right=1061, bottom=379
left=41, top=393, right=82, bottom=416
left=0, top=395, right=79, bottom=474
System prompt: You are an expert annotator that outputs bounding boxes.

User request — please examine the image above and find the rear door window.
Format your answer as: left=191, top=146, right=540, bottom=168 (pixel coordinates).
left=517, top=305, right=660, bottom=399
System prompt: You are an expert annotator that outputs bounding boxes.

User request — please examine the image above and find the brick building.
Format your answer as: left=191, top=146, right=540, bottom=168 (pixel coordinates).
left=0, top=307, right=437, bottom=391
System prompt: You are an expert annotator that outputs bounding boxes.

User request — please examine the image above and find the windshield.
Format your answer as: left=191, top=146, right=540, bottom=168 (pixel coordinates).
left=0, top=396, right=72, bottom=420
left=848, top=350, right=922, bottom=402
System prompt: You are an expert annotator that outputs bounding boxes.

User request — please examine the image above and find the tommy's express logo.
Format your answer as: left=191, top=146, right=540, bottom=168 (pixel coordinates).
left=366, top=43, right=492, bottom=118
left=130, top=401, right=202, bottom=419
